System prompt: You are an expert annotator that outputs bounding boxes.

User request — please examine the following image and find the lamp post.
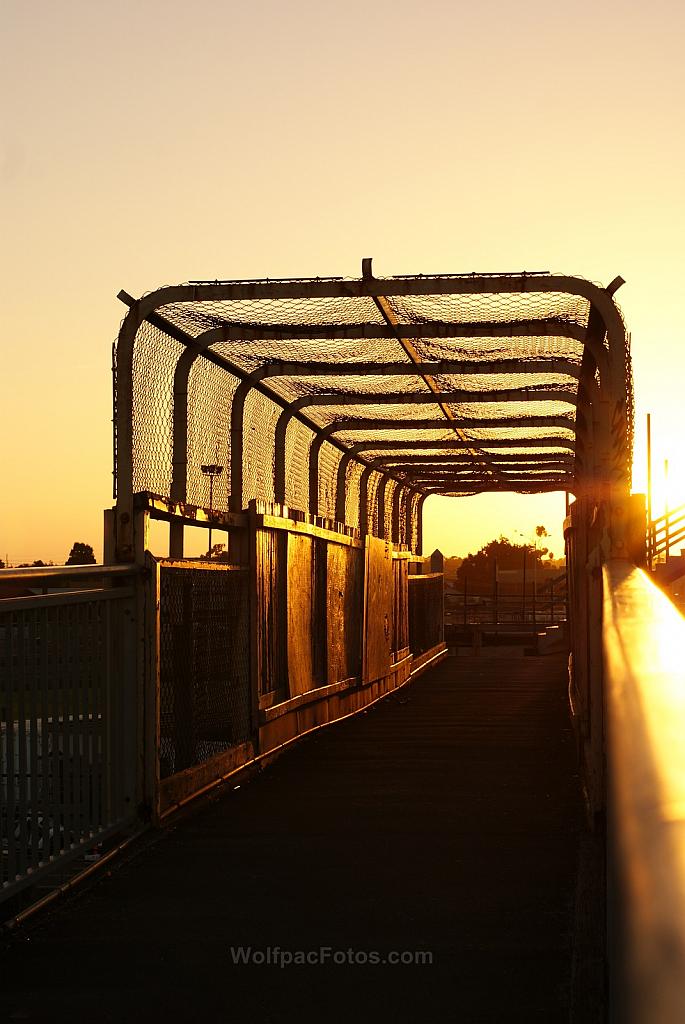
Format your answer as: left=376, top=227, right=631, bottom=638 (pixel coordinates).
left=200, top=463, right=223, bottom=557
left=516, top=530, right=539, bottom=625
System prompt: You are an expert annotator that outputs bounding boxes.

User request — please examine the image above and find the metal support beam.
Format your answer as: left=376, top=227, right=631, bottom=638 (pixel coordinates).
left=113, top=269, right=627, bottom=562
left=359, top=466, right=373, bottom=535
left=391, top=482, right=408, bottom=544
left=376, top=476, right=389, bottom=540
left=413, top=493, right=423, bottom=557
left=364, top=257, right=505, bottom=486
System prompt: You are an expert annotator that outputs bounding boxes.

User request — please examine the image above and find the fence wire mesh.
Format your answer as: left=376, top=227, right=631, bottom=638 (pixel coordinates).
left=318, top=441, right=343, bottom=520
left=119, top=274, right=633, bottom=535
left=159, top=566, right=251, bottom=779
left=283, top=418, right=314, bottom=510
left=186, top=359, right=238, bottom=510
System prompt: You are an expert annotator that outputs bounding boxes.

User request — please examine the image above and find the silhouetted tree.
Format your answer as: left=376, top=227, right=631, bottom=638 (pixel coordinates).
left=66, top=542, right=96, bottom=565
left=456, top=535, right=550, bottom=585
left=205, top=542, right=232, bottom=562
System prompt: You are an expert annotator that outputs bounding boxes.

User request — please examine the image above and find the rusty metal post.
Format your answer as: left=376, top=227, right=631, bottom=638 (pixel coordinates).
left=335, top=450, right=354, bottom=523
left=273, top=405, right=293, bottom=506
left=416, top=493, right=427, bottom=556
left=359, top=466, right=373, bottom=536
left=376, top=476, right=389, bottom=540
left=308, top=432, right=327, bottom=517
left=229, top=376, right=261, bottom=513
left=391, top=482, right=405, bottom=545
left=169, top=347, right=198, bottom=558
left=403, top=488, right=417, bottom=548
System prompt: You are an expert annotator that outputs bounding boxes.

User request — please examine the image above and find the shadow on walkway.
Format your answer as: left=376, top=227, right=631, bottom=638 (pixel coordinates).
left=1, top=653, right=583, bottom=1024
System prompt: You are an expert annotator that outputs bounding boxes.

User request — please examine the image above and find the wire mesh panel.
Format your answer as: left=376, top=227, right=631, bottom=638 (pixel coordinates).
left=0, top=583, right=136, bottom=904
left=131, top=321, right=186, bottom=497
left=344, top=461, right=365, bottom=531
left=185, top=359, right=239, bottom=510
left=284, top=419, right=315, bottom=513
left=318, top=440, right=343, bottom=520
left=159, top=564, right=251, bottom=779
left=243, top=392, right=282, bottom=506
left=408, top=574, right=444, bottom=656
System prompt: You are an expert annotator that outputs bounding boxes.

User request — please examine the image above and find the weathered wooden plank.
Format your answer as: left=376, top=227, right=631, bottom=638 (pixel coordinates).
left=287, top=533, right=314, bottom=697
left=362, top=536, right=394, bottom=684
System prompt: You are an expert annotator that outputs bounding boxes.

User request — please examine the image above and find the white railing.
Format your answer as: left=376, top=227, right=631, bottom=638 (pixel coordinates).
left=0, top=565, right=139, bottom=904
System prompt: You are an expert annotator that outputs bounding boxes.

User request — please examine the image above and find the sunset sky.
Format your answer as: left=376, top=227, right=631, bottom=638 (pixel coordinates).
left=2, top=0, right=684, bottom=563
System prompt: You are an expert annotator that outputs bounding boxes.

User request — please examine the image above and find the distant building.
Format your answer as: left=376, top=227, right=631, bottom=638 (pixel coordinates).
left=430, top=549, right=444, bottom=573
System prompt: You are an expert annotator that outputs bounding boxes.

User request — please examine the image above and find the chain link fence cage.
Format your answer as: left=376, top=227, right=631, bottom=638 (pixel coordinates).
left=116, top=272, right=633, bottom=545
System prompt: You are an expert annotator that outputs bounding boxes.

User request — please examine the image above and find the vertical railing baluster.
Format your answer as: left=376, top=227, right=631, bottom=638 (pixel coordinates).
left=0, top=611, right=6, bottom=889
left=103, top=598, right=113, bottom=825
left=40, top=605, right=51, bottom=864
left=92, top=600, right=101, bottom=831
left=17, top=610, right=28, bottom=880
left=54, top=603, right=67, bottom=860
left=4, top=611, right=17, bottom=886
left=75, top=602, right=84, bottom=846
left=29, top=609, right=39, bottom=872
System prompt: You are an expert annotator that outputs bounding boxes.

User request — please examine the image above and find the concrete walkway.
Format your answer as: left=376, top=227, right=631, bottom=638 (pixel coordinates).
left=1, top=653, right=583, bottom=1024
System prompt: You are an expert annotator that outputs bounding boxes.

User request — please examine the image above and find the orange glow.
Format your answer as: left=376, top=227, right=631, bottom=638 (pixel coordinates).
left=1, top=1, right=684, bottom=563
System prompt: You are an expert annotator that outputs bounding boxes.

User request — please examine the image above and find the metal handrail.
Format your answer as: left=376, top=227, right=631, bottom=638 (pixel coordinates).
left=0, top=563, right=137, bottom=583
left=603, top=560, right=685, bottom=1022
left=649, top=502, right=685, bottom=529
left=647, top=503, right=685, bottom=565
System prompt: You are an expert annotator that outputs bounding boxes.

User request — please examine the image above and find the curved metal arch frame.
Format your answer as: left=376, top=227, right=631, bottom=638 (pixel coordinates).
left=114, top=270, right=629, bottom=561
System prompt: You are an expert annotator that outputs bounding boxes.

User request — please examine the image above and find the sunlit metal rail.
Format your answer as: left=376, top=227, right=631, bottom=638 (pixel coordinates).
left=648, top=502, right=685, bottom=564
left=603, top=562, right=685, bottom=1024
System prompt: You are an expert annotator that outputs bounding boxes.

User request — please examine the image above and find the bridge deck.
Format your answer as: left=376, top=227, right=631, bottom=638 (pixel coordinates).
left=1, top=653, right=583, bottom=1023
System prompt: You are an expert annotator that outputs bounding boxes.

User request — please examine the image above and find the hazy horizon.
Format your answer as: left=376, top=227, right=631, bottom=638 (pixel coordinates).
left=2, top=0, right=684, bottom=563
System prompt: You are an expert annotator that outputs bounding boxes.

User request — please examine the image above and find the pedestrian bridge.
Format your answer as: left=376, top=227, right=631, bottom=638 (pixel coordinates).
left=2, top=265, right=685, bottom=1022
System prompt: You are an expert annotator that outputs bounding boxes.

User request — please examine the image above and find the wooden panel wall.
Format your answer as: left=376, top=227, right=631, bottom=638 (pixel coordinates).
left=256, top=518, right=409, bottom=701
left=327, top=543, right=363, bottom=684
left=286, top=533, right=314, bottom=697
left=362, top=536, right=394, bottom=683
left=255, top=527, right=287, bottom=699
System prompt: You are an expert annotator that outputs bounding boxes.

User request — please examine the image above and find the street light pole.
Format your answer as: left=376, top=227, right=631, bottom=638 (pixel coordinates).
left=522, top=544, right=527, bottom=623
left=200, top=463, right=223, bottom=558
